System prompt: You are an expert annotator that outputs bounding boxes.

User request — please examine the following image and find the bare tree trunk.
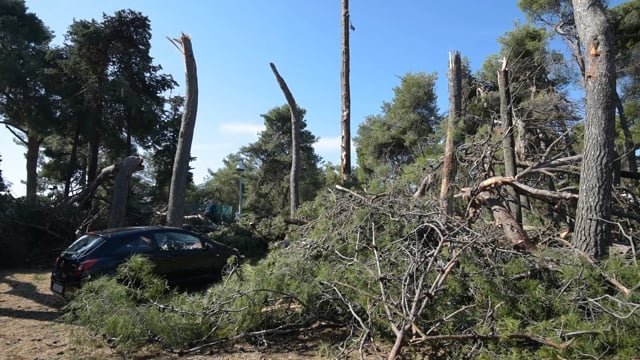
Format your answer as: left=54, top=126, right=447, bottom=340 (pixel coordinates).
left=25, top=133, right=40, bottom=205
left=64, top=122, right=81, bottom=199
left=340, top=0, right=352, bottom=183
left=439, top=52, right=462, bottom=214
left=572, top=0, right=617, bottom=259
left=616, top=93, right=638, bottom=185
left=167, top=34, right=198, bottom=227
left=498, top=58, right=522, bottom=224
left=269, top=62, right=300, bottom=217
left=108, top=156, right=143, bottom=228
left=87, top=80, right=103, bottom=184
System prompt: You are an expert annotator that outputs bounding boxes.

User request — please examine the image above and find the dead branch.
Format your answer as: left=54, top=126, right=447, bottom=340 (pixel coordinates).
left=409, top=332, right=573, bottom=350
left=472, top=189, right=537, bottom=252
left=335, top=184, right=368, bottom=202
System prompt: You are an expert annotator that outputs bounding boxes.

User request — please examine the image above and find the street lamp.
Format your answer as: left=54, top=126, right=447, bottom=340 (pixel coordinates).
left=235, top=160, right=245, bottom=220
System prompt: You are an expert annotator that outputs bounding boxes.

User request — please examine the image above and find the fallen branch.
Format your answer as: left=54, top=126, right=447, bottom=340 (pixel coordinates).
left=176, top=321, right=343, bottom=354
left=335, top=184, right=368, bottom=202
left=409, top=332, right=573, bottom=350
left=556, top=237, right=631, bottom=297
left=473, top=190, right=537, bottom=252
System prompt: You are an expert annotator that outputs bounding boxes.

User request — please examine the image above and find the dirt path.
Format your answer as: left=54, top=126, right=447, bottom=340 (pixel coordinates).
left=0, top=269, right=325, bottom=360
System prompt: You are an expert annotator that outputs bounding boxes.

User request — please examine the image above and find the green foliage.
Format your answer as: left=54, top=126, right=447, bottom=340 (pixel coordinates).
left=60, top=189, right=640, bottom=358
left=0, top=198, right=82, bottom=268
left=355, top=72, right=441, bottom=187
left=146, top=95, right=190, bottom=203
left=207, top=222, right=269, bottom=262
left=38, top=8, right=176, bottom=193
left=64, top=256, right=213, bottom=351
left=202, top=104, right=323, bottom=220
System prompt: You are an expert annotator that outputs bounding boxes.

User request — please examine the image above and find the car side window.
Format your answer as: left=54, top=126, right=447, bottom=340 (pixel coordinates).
left=154, top=233, right=175, bottom=251
left=117, top=235, right=154, bottom=254
left=170, top=232, right=203, bottom=250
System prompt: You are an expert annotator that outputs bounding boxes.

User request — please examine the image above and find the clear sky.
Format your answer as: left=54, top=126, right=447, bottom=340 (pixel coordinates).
left=1, top=0, right=531, bottom=196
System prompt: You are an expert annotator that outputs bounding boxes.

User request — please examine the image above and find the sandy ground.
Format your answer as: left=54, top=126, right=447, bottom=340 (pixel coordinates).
left=0, top=269, right=328, bottom=360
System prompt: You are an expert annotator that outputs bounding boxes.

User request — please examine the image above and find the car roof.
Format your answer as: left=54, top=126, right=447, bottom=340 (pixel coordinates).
left=87, top=226, right=188, bottom=239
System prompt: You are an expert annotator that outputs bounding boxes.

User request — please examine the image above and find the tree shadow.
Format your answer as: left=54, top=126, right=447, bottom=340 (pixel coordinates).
left=0, top=272, right=66, bottom=322
left=0, top=307, right=62, bottom=322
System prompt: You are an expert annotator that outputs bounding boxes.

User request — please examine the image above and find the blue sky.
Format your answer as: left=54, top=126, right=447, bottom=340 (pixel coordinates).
left=2, top=0, right=532, bottom=196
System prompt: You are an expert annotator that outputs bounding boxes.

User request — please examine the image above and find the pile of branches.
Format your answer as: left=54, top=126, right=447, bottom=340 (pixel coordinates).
left=286, top=185, right=640, bottom=359
left=63, top=185, right=639, bottom=359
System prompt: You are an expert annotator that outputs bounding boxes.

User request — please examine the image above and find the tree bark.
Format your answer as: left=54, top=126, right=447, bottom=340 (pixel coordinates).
left=269, top=62, right=300, bottom=217
left=25, top=133, right=40, bottom=205
left=439, top=52, right=462, bottom=214
left=615, top=93, right=637, bottom=185
left=108, top=156, right=144, bottom=228
left=340, top=0, right=352, bottom=183
left=167, top=34, right=198, bottom=227
left=474, top=190, right=537, bottom=252
left=87, top=78, right=103, bottom=184
left=498, top=58, right=522, bottom=224
left=64, top=122, right=81, bottom=199
left=571, top=0, right=617, bottom=259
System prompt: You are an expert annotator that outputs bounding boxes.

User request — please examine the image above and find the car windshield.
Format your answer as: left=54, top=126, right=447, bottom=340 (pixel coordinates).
left=64, top=234, right=105, bottom=256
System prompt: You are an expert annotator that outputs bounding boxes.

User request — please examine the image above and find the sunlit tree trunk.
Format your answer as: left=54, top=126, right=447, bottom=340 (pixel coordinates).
left=167, top=34, right=198, bottom=227
left=439, top=51, right=462, bottom=214
left=572, top=0, right=617, bottom=259
left=269, top=62, right=300, bottom=217
left=340, top=0, right=352, bottom=183
left=498, top=58, right=521, bottom=224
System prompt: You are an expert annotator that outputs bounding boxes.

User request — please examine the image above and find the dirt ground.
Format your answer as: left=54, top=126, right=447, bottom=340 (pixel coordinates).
left=0, top=269, right=328, bottom=360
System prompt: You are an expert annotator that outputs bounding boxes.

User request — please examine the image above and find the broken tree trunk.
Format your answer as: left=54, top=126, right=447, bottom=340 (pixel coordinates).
left=473, top=190, right=537, bottom=252
left=108, top=156, right=144, bottom=228
left=269, top=62, right=300, bottom=217
left=340, top=0, right=352, bottom=183
left=498, top=58, right=522, bottom=224
left=439, top=51, right=462, bottom=214
left=167, top=34, right=198, bottom=227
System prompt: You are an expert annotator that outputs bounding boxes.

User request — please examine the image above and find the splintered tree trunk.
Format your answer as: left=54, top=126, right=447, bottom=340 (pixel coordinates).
left=108, top=156, right=144, bottom=228
left=167, top=34, right=198, bottom=227
left=269, top=62, right=300, bottom=217
left=340, top=0, right=352, bottom=183
left=498, top=58, right=522, bottom=224
left=439, top=52, right=462, bottom=214
left=476, top=190, right=537, bottom=252
left=572, top=0, right=617, bottom=259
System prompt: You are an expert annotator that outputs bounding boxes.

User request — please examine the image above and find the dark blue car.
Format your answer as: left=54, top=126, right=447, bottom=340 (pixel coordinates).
left=51, top=226, right=238, bottom=297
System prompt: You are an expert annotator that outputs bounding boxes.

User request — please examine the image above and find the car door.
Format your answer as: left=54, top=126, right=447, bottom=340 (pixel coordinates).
left=112, top=234, right=159, bottom=273
left=151, top=231, right=212, bottom=284
left=169, top=231, right=217, bottom=281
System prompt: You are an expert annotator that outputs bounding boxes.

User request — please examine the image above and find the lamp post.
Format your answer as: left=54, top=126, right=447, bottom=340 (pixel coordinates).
left=235, top=160, right=245, bottom=220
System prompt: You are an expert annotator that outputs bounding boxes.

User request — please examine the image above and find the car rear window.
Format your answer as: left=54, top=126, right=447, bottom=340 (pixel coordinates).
left=64, top=234, right=106, bottom=256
